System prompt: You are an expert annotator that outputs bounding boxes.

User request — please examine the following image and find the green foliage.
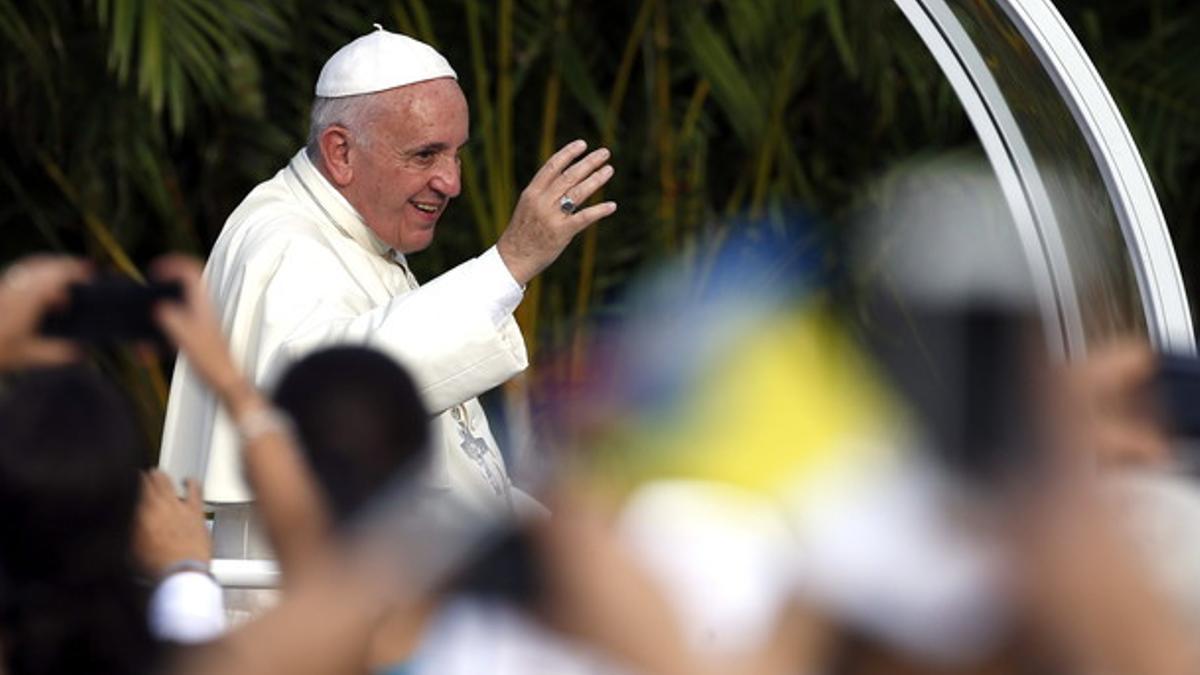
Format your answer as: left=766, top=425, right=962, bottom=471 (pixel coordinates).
left=96, top=0, right=291, bottom=131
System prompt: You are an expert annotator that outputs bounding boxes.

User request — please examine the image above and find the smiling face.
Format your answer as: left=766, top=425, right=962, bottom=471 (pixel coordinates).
left=341, top=78, right=469, bottom=254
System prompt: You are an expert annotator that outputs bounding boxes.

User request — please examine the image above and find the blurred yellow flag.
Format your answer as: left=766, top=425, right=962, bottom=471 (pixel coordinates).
left=596, top=307, right=902, bottom=494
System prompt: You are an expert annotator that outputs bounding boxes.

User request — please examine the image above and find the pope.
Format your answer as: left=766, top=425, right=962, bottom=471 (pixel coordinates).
left=158, top=26, right=616, bottom=560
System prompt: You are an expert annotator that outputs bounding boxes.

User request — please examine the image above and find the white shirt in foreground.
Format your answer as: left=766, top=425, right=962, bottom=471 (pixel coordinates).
left=148, top=572, right=227, bottom=644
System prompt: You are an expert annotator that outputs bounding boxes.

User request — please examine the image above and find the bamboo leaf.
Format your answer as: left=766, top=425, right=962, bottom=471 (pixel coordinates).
left=680, top=10, right=765, bottom=144
left=389, top=1, right=417, bottom=36
left=557, top=39, right=608, bottom=135
left=38, top=153, right=143, bottom=280
left=408, top=0, right=438, bottom=46
left=602, top=0, right=654, bottom=142
left=497, top=0, right=516, bottom=234
left=108, top=0, right=139, bottom=82
left=821, top=0, right=857, bottom=76
left=136, top=2, right=164, bottom=113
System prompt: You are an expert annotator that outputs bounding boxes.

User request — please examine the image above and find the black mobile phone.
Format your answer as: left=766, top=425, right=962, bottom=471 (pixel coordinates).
left=38, top=278, right=183, bottom=342
left=863, top=296, right=1044, bottom=492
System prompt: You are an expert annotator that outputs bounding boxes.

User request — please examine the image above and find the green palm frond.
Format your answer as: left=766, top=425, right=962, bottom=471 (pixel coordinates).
left=96, top=0, right=290, bottom=132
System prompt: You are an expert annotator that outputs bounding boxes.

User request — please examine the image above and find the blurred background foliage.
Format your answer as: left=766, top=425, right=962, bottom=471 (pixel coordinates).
left=1, top=0, right=1197, bottom=449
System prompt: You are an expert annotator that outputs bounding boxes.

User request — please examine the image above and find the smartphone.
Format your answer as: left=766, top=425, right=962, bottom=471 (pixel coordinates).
left=39, top=278, right=182, bottom=342
left=865, top=302, right=1043, bottom=490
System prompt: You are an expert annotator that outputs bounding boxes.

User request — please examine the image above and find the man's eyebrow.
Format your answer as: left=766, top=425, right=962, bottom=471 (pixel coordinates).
left=404, top=142, right=450, bottom=155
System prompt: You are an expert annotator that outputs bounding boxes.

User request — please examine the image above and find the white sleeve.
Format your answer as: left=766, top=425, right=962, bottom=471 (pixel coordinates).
left=264, top=240, right=529, bottom=414
left=475, top=246, right=525, bottom=328
left=148, top=571, right=228, bottom=644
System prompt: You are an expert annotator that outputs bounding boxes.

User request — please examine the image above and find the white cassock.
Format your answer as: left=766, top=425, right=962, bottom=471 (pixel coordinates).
left=159, top=147, right=533, bottom=543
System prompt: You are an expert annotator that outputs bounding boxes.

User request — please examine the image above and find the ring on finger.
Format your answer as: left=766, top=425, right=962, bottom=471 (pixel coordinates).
left=559, top=194, right=577, bottom=215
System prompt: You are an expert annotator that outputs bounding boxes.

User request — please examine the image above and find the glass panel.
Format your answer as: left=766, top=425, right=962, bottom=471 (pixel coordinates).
left=947, top=0, right=1147, bottom=345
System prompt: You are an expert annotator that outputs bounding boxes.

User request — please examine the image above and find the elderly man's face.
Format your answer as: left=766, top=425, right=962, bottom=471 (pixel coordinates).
left=348, top=78, right=469, bottom=254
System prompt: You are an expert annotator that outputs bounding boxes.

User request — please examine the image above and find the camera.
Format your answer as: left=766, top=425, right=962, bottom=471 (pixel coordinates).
left=39, top=277, right=183, bottom=342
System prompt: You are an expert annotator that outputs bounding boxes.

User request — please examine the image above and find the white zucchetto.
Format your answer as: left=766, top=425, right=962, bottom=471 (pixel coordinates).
left=315, top=24, right=457, bottom=98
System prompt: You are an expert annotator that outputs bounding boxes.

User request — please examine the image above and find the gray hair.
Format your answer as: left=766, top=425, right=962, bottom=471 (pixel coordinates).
left=306, top=93, right=379, bottom=160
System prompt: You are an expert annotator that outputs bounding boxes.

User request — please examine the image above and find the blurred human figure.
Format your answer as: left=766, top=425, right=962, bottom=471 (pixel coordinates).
left=0, top=253, right=404, bottom=675
left=151, top=256, right=331, bottom=578
left=152, top=256, right=388, bottom=674
left=270, top=347, right=625, bottom=673
left=0, top=366, right=163, bottom=674
left=1009, top=464, right=1200, bottom=675
left=272, top=346, right=436, bottom=670
left=511, top=201, right=1200, bottom=675
left=151, top=258, right=694, bottom=675
left=153, top=257, right=561, bottom=675
left=273, top=346, right=430, bottom=525
left=134, top=469, right=226, bottom=644
left=0, top=255, right=225, bottom=671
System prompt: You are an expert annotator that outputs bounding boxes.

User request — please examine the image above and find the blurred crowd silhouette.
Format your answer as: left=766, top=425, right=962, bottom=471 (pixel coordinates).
left=3, top=187, right=1200, bottom=675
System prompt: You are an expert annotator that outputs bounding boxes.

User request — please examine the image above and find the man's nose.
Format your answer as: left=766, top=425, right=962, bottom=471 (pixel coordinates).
left=430, top=157, right=462, bottom=198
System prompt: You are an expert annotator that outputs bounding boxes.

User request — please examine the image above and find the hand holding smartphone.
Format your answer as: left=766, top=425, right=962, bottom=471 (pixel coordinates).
left=38, top=277, right=183, bottom=343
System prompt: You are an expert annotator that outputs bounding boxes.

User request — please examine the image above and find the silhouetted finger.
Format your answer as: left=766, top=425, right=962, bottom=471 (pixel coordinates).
left=14, top=339, right=81, bottom=367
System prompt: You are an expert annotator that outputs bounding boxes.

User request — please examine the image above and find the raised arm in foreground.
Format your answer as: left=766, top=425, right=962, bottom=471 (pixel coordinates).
left=153, top=256, right=330, bottom=581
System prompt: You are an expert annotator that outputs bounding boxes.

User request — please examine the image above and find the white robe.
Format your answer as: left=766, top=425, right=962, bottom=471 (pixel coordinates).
left=159, top=148, right=529, bottom=515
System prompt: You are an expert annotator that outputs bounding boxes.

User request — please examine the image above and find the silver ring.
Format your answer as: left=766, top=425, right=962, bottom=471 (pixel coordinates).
left=559, top=195, right=577, bottom=215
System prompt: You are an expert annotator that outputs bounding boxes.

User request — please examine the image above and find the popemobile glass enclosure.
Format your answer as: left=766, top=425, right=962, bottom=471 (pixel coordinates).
left=894, top=0, right=1195, bottom=359
left=209, top=0, right=1198, bottom=589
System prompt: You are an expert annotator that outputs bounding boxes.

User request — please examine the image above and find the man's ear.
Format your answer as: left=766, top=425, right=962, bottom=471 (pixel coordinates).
left=319, top=126, right=354, bottom=187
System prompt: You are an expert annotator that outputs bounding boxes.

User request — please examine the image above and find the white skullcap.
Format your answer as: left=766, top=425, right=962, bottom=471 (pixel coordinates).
left=315, top=24, right=457, bottom=98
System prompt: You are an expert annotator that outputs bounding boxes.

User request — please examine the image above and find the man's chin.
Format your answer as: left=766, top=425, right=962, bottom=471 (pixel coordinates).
left=396, top=229, right=436, bottom=255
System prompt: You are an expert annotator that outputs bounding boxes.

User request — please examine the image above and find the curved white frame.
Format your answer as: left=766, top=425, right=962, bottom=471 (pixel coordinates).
left=894, top=0, right=1195, bottom=357
left=894, top=0, right=1081, bottom=360
left=995, top=0, right=1194, bottom=355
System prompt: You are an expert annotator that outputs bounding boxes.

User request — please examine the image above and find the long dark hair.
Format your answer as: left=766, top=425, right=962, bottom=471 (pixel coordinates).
left=0, top=366, right=159, bottom=674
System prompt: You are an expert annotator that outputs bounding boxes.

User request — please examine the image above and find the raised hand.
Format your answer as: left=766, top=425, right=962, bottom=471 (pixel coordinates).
left=133, top=470, right=212, bottom=579
left=1059, top=340, right=1168, bottom=467
left=497, top=140, right=617, bottom=286
left=151, top=255, right=248, bottom=403
left=0, top=255, right=90, bottom=370
left=152, top=254, right=332, bottom=577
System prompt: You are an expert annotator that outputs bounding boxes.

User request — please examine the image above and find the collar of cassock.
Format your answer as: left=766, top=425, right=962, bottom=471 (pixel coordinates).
left=289, top=148, right=393, bottom=260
